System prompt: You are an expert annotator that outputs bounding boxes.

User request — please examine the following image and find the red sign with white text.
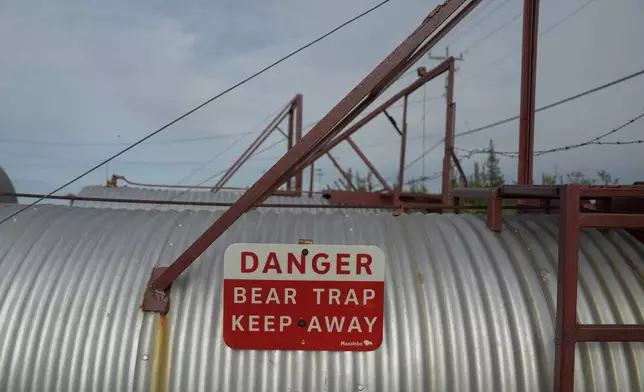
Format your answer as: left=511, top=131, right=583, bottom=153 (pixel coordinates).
left=223, top=243, right=386, bottom=351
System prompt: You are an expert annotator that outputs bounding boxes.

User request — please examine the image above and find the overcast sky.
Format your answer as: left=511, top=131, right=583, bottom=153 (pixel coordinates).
left=1, top=0, right=643, bottom=196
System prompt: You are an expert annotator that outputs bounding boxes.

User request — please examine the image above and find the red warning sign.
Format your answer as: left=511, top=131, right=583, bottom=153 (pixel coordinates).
left=223, top=243, right=386, bottom=351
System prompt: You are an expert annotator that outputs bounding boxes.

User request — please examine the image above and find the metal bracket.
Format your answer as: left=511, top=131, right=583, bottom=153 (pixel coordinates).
left=142, top=267, right=171, bottom=313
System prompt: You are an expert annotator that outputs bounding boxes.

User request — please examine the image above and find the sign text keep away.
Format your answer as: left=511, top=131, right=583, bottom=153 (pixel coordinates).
left=223, top=243, right=385, bottom=351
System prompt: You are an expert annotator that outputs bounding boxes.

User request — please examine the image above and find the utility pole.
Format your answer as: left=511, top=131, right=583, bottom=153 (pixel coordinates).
left=423, top=46, right=464, bottom=183
left=427, top=46, right=464, bottom=106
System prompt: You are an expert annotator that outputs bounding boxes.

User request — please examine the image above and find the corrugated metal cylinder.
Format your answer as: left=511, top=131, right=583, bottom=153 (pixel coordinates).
left=0, top=204, right=642, bottom=391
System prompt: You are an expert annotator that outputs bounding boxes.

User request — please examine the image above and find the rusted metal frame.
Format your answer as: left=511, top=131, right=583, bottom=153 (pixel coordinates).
left=579, top=213, right=644, bottom=229
left=553, top=184, right=581, bottom=392
left=397, top=95, right=409, bottom=197
left=269, top=0, right=484, bottom=192
left=579, top=186, right=644, bottom=198
left=452, top=187, right=494, bottom=198
left=291, top=0, right=482, bottom=173
left=576, top=325, right=644, bottom=342
left=326, top=152, right=357, bottom=191
left=517, top=0, right=540, bottom=185
left=141, top=267, right=171, bottom=313
left=500, top=185, right=559, bottom=198
left=144, top=0, right=481, bottom=302
left=298, top=58, right=454, bottom=171
left=487, top=190, right=502, bottom=231
left=451, top=150, right=468, bottom=187
left=211, top=100, right=293, bottom=192
left=346, top=136, right=393, bottom=191
left=441, top=61, right=456, bottom=207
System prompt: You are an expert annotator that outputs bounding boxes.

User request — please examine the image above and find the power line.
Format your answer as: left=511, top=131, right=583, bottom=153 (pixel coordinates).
left=0, top=132, right=257, bottom=147
left=455, top=109, right=644, bottom=159
left=448, top=0, right=509, bottom=45
left=399, top=67, right=644, bottom=176
left=461, top=0, right=601, bottom=84
left=461, top=10, right=522, bottom=53
left=0, top=0, right=391, bottom=227
left=456, top=67, right=644, bottom=138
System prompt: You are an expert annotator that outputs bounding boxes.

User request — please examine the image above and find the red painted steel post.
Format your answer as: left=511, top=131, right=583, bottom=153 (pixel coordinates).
left=295, top=94, right=304, bottom=194
left=287, top=107, right=294, bottom=191
left=441, top=62, right=456, bottom=207
left=146, top=0, right=483, bottom=298
left=397, top=95, right=409, bottom=196
left=346, top=136, right=393, bottom=191
left=553, top=184, right=581, bottom=392
left=517, top=0, right=540, bottom=185
left=487, top=190, right=502, bottom=231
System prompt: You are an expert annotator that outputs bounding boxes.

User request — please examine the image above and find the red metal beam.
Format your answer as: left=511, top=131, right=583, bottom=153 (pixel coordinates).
left=346, top=136, right=392, bottom=192
left=553, top=184, right=581, bottom=392
left=517, top=0, right=540, bottom=185
left=299, top=57, right=454, bottom=170
left=579, top=213, right=644, bottom=229
left=211, top=98, right=293, bottom=192
left=144, top=0, right=482, bottom=303
left=576, top=324, right=644, bottom=342
left=442, top=61, right=456, bottom=206
left=487, top=190, right=502, bottom=231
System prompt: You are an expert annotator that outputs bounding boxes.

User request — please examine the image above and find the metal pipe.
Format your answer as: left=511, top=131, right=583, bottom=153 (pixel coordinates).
left=517, top=0, right=540, bottom=185
left=346, top=137, right=392, bottom=191
left=146, top=0, right=482, bottom=297
left=2, top=192, right=548, bottom=211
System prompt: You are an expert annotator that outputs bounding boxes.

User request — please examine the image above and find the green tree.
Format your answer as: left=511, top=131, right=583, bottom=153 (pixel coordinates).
left=407, top=179, right=429, bottom=193
left=355, top=171, right=375, bottom=191
left=540, top=170, right=619, bottom=185
left=485, top=139, right=504, bottom=187
left=597, top=170, right=619, bottom=185
left=541, top=173, right=563, bottom=185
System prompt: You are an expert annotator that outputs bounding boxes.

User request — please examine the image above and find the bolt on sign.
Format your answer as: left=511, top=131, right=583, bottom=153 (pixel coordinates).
left=223, top=243, right=386, bottom=351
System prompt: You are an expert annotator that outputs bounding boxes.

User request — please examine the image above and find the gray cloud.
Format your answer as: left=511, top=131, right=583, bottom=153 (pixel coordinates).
left=0, top=0, right=642, bottom=197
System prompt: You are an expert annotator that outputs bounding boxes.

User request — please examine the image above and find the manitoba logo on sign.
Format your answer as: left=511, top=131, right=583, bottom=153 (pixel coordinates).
left=222, top=243, right=386, bottom=351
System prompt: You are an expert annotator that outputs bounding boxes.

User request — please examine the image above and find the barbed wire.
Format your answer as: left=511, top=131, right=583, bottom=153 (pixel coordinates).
left=454, top=109, right=644, bottom=160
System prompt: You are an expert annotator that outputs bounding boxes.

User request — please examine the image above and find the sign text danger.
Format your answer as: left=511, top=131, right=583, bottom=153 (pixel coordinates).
left=223, top=243, right=386, bottom=351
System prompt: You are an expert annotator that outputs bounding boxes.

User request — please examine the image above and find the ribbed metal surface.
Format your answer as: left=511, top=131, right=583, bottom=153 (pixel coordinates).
left=74, top=185, right=380, bottom=213
left=0, top=167, right=17, bottom=204
left=0, top=204, right=642, bottom=391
